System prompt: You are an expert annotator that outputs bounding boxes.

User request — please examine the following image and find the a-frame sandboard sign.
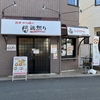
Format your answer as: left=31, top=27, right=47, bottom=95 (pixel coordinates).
left=12, top=56, right=28, bottom=81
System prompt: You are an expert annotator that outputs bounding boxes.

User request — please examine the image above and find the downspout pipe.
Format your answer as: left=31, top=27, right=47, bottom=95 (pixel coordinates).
left=58, top=0, right=61, bottom=74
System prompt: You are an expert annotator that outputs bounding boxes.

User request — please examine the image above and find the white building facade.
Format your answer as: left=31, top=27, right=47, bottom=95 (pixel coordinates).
left=80, top=0, right=100, bottom=43
left=79, top=0, right=100, bottom=67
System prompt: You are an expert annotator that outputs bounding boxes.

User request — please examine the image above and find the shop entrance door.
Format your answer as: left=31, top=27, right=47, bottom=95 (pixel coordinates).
left=17, top=37, right=50, bottom=74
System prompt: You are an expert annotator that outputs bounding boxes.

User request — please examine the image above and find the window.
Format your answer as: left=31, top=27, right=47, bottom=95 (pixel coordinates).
left=67, top=0, right=79, bottom=6
left=61, top=37, right=76, bottom=58
left=95, top=0, right=100, bottom=6
left=84, top=37, right=89, bottom=44
left=96, top=31, right=100, bottom=36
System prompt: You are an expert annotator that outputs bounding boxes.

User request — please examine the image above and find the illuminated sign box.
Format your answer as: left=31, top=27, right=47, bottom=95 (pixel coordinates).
left=1, top=19, right=61, bottom=36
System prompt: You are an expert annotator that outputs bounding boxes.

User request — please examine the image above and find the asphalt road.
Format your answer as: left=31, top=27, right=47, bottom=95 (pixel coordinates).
left=0, top=76, right=100, bottom=100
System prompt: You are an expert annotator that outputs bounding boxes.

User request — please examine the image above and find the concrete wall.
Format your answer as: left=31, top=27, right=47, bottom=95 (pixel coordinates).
left=50, top=37, right=60, bottom=73
left=61, top=38, right=79, bottom=71
left=0, top=0, right=79, bottom=25
left=60, top=0, right=79, bottom=26
left=61, top=59, right=78, bottom=70
left=0, top=0, right=59, bottom=18
left=0, top=35, right=16, bottom=76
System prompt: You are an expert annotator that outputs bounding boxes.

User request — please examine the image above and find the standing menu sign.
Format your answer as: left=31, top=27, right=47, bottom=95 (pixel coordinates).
left=12, top=56, right=28, bottom=81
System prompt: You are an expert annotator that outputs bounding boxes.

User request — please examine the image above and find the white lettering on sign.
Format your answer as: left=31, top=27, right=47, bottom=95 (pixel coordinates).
left=7, top=44, right=16, bottom=51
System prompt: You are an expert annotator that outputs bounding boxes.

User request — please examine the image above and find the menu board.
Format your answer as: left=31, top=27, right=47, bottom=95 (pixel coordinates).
left=13, top=56, right=27, bottom=75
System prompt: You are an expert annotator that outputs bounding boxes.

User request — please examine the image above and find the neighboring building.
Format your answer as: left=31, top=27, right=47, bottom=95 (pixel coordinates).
left=79, top=0, right=100, bottom=65
left=80, top=0, right=100, bottom=43
left=0, top=0, right=88, bottom=76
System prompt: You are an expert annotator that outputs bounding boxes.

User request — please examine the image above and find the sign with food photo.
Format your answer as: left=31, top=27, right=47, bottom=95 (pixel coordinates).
left=13, top=56, right=27, bottom=75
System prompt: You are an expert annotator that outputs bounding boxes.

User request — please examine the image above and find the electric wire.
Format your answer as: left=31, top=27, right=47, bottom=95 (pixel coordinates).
left=82, top=0, right=100, bottom=12
left=80, top=7, right=100, bottom=22
left=61, top=1, right=100, bottom=22
left=80, top=0, right=100, bottom=22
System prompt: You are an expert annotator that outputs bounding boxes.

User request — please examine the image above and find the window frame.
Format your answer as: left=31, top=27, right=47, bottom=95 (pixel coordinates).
left=84, top=37, right=89, bottom=44
left=95, top=0, right=100, bottom=6
left=61, top=37, right=76, bottom=58
left=96, top=31, right=100, bottom=36
left=67, top=0, right=79, bottom=7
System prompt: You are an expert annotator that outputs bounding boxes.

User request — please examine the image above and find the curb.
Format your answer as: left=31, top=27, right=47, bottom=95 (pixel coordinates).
left=0, top=73, right=100, bottom=81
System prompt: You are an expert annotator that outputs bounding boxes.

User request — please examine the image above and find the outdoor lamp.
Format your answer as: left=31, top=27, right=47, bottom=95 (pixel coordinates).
left=42, top=5, right=59, bottom=13
left=42, top=5, right=82, bottom=21
left=42, top=5, right=82, bottom=16
left=42, top=5, right=46, bottom=10
left=42, top=5, right=60, bottom=20
left=2, top=1, right=17, bottom=17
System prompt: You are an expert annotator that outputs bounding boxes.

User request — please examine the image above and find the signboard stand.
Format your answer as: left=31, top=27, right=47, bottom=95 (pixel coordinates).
left=12, top=75, right=27, bottom=81
left=12, top=56, right=28, bottom=81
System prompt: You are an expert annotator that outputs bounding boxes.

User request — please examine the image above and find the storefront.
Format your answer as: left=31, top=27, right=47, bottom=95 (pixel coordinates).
left=1, top=19, right=90, bottom=76
left=61, top=26, right=90, bottom=71
left=1, top=19, right=61, bottom=74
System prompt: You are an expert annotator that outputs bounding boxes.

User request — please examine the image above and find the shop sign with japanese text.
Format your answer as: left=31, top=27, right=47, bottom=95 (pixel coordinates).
left=67, top=27, right=90, bottom=36
left=1, top=19, right=61, bottom=36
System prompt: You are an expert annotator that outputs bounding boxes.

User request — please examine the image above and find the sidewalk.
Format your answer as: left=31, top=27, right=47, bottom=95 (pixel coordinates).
left=0, top=69, right=100, bottom=81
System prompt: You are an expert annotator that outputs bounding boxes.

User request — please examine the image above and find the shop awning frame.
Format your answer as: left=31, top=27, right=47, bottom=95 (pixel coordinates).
left=61, top=24, right=90, bottom=55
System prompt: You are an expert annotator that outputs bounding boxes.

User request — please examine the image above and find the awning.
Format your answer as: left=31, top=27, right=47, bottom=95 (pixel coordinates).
left=61, top=24, right=90, bottom=37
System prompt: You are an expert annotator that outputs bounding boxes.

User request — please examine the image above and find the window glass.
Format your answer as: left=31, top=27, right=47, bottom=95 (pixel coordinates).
left=61, top=38, right=76, bottom=58
left=68, top=0, right=78, bottom=6
left=95, top=0, right=100, bottom=5
left=96, top=31, right=100, bottom=36
left=84, top=37, right=89, bottom=44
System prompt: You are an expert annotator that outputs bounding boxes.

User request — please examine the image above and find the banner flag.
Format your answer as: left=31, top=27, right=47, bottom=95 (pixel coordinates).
left=93, top=36, right=99, bottom=66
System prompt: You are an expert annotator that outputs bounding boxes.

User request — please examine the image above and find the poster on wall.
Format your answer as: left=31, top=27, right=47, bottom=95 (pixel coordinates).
left=51, top=45, right=57, bottom=53
left=61, top=43, right=67, bottom=56
left=12, top=56, right=28, bottom=81
left=93, top=36, right=99, bottom=66
left=32, top=48, right=39, bottom=54
left=67, top=45, right=73, bottom=55
left=53, top=53, right=58, bottom=59
left=7, top=44, right=16, bottom=51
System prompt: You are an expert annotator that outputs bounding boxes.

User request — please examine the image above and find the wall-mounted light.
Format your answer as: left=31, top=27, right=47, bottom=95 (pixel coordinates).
left=42, top=5, right=60, bottom=20
left=2, top=1, right=17, bottom=17
left=42, top=5, right=82, bottom=20
left=42, top=5, right=59, bottom=13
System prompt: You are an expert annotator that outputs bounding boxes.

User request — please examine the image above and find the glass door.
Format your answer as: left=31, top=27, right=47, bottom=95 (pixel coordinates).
left=17, top=37, right=50, bottom=74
